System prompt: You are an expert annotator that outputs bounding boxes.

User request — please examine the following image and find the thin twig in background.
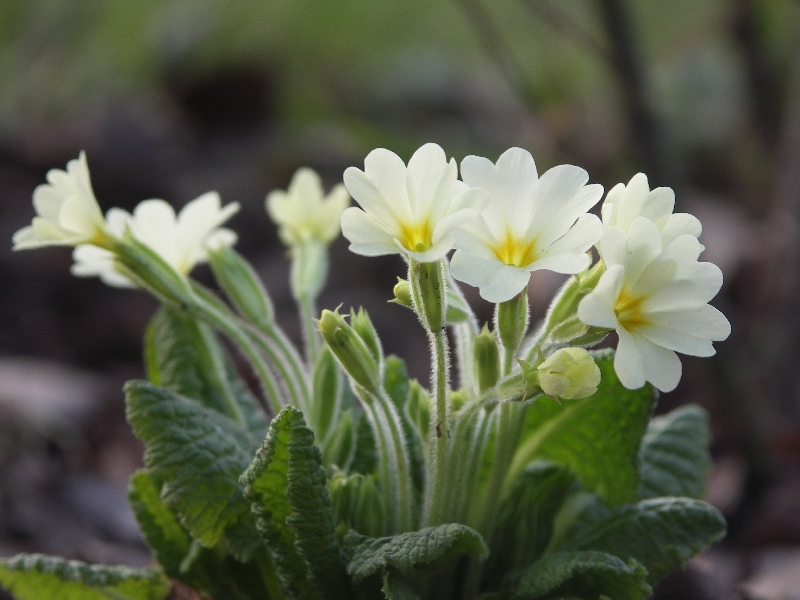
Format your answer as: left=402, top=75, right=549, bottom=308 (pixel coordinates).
left=595, top=0, right=674, bottom=187
left=521, top=0, right=613, bottom=66
left=733, top=0, right=783, bottom=151
left=455, top=0, right=538, bottom=109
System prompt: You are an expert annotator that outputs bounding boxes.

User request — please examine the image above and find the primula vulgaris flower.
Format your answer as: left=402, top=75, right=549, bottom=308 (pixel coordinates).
left=578, top=217, right=730, bottom=392
left=341, top=143, right=489, bottom=262
left=449, top=148, right=603, bottom=303
left=601, top=173, right=701, bottom=247
left=266, top=167, right=350, bottom=246
left=13, top=152, right=106, bottom=250
left=72, top=192, right=238, bottom=287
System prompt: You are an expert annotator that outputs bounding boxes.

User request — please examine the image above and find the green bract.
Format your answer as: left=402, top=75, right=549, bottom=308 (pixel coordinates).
left=6, top=154, right=728, bottom=599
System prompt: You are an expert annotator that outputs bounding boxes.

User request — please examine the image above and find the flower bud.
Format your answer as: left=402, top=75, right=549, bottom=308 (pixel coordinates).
left=536, top=347, right=600, bottom=400
left=319, top=309, right=381, bottom=394
left=391, top=278, right=413, bottom=308
left=473, top=325, right=501, bottom=391
left=349, top=307, right=382, bottom=364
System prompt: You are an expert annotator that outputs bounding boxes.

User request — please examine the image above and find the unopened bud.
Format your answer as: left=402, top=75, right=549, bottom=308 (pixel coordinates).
left=450, top=389, right=468, bottom=412
left=349, top=307, right=382, bottom=364
left=536, top=347, right=600, bottom=400
left=391, top=278, right=413, bottom=308
left=473, top=325, right=501, bottom=391
left=319, top=309, right=381, bottom=394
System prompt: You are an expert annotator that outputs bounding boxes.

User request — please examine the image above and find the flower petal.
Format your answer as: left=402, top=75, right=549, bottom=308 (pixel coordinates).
left=647, top=304, right=731, bottom=341
left=578, top=264, right=624, bottom=329
left=340, top=207, right=398, bottom=256
left=407, top=143, right=457, bottom=218
left=615, top=327, right=647, bottom=389
left=638, top=324, right=716, bottom=357
left=636, top=333, right=682, bottom=392
left=660, top=213, right=702, bottom=247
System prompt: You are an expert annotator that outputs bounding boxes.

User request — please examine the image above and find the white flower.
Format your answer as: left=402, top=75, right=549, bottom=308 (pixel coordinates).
left=601, top=173, right=701, bottom=247
left=537, top=347, right=601, bottom=400
left=71, top=192, right=239, bottom=287
left=341, top=143, right=489, bottom=262
left=13, top=152, right=107, bottom=250
left=266, top=167, right=350, bottom=246
left=449, top=147, right=603, bottom=303
left=578, top=217, right=730, bottom=392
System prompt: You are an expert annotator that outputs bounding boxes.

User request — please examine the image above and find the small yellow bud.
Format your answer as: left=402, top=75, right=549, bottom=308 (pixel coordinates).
left=537, top=348, right=600, bottom=400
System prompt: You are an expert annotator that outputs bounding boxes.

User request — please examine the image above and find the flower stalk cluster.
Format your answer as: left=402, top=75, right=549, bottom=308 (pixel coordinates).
left=9, top=147, right=731, bottom=599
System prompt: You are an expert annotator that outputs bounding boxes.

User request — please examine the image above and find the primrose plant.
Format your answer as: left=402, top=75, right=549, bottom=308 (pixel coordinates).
left=1, top=144, right=729, bottom=600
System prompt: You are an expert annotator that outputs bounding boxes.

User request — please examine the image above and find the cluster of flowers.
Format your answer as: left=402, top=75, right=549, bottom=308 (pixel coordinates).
left=13, top=143, right=729, bottom=395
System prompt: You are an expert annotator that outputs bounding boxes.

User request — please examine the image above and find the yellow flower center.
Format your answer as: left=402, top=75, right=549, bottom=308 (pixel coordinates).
left=399, top=220, right=433, bottom=253
left=615, top=289, right=649, bottom=331
left=492, top=231, right=537, bottom=267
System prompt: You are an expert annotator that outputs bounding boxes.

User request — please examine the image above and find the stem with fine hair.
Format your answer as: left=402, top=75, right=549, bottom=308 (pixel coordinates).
left=423, top=328, right=450, bottom=526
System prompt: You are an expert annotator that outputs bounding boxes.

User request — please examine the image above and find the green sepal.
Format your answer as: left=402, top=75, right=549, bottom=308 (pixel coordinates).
left=207, top=245, right=274, bottom=328
left=290, top=240, right=328, bottom=302
left=240, top=406, right=353, bottom=600
left=0, top=554, right=171, bottom=600
left=125, top=381, right=258, bottom=552
left=474, top=325, right=501, bottom=392
left=638, top=404, right=712, bottom=500
left=409, top=259, right=446, bottom=332
left=558, top=497, right=727, bottom=583
left=496, top=292, right=529, bottom=355
left=508, top=349, right=654, bottom=506
left=509, top=551, right=651, bottom=600
left=312, top=346, right=344, bottom=444
left=344, top=524, right=487, bottom=581
left=322, top=409, right=356, bottom=471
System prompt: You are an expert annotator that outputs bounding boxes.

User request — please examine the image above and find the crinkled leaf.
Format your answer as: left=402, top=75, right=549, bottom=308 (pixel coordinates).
left=511, top=551, right=651, bottom=600
left=240, top=406, right=353, bottom=600
left=509, top=349, right=654, bottom=506
left=125, top=380, right=256, bottom=550
left=128, top=469, right=190, bottom=579
left=145, top=306, right=268, bottom=440
left=638, top=404, right=711, bottom=500
left=560, top=497, right=727, bottom=583
left=344, top=523, right=488, bottom=581
left=382, top=566, right=420, bottom=600
left=0, top=554, right=170, bottom=600
left=486, top=462, right=577, bottom=582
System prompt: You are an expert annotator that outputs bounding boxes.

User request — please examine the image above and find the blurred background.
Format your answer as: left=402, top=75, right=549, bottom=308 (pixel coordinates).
left=1, top=0, right=799, bottom=598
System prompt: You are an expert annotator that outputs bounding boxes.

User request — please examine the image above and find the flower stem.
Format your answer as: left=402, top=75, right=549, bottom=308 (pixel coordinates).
left=423, top=328, right=450, bottom=526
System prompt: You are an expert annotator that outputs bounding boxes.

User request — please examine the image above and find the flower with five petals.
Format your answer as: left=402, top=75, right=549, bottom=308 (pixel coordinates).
left=449, top=147, right=604, bottom=303
left=13, top=152, right=107, bottom=250
left=578, top=217, right=730, bottom=392
left=341, top=143, right=489, bottom=263
left=72, top=192, right=238, bottom=287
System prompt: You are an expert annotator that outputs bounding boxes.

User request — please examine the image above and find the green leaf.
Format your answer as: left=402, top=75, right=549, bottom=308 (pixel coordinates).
left=0, top=554, right=170, bottom=600
left=128, top=469, right=190, bottom=579
left=125, top=380, right=256, bottom=550
left=144, top=306, right=268, bottom=439
left=638, top=404, right=711, bottom=500
left=560, top=497, right=727, bottom=583
left=344, top=524, right=488, bottom=581
left=322, top=409, right=355, bottom=471
left=240, top=406, right=353, bottom=600
left=510, top=551, right=651, bottom=600
left=384, top=355, right=410, bottom=409
left=508, top=349, right=654, bottom=506
left=382, top=566, right=421, bottom=600
left=383, top=355, right=425, bottom=494
left=486, top=462, right=577, bottom=582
